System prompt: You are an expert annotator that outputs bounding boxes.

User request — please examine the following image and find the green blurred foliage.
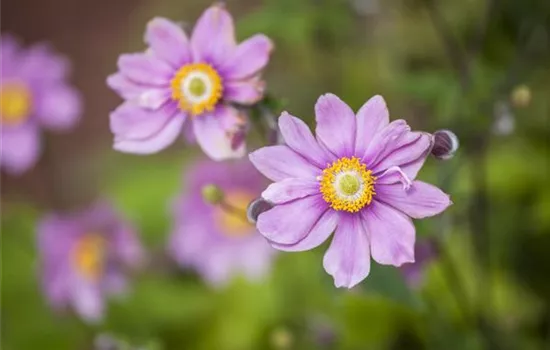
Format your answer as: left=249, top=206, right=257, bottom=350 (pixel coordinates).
left=2, top=0, right=550, bottom=349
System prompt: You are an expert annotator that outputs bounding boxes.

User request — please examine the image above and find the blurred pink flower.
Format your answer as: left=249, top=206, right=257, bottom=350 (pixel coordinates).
left=0, top=34, right=82, bottom=175
left=400, top=239, right=437, bottom=288
left=249, top=94, right=452, bottom=288
left=168, top=159, right=276, bottom=287
left=108, top=3, right=273, bottom=160
left=37, top=201, right=143, bottom=323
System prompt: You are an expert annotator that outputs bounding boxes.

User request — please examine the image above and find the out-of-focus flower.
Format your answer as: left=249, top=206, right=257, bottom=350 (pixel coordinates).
left=0, top=34, right=82, bottom=175
left=308, top=317, right=337, bottom=348
left=249, top=94, right=452, bottom=288
left=431, top=129, right=459, bottom=160
left=270, top=327, right=293, bottom=350
left=510, top=84, right=531, bottom=108
left=107, top=3, right=273, bottom=160
left=400, top=239, right=437, bottom=288
left=37, top=201, right=143, bottom=323
left=492, top=101, right=515, bottom=136
left=168, top=159, right=277, bottom=286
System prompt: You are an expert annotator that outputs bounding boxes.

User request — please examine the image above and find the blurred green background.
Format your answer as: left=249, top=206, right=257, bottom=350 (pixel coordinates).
left=2, top=0, right=550, bottom=349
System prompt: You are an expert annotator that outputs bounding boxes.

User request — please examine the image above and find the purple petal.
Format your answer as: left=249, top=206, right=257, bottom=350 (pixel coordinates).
left=224, top=78, right=265, bottom=105
left=71, top=281, right=104, bottom=323
left=376, top=181, right=452, bottom=219
left=36, top=85, right=82, bottom=130
left=371, top=132, right=433, bottom=177
left=362, top=201, right=415, bottom=266
left=271, top=209, right=337, bottom=252
left=192, top=105, right=246, bottom=160
left=107, top=72, right=149, bottom=100
left=110, top=101, right=177, bottom=140
left=145, top=17, right=192, bottom=68
left=19, top=43, right=70, bottom=82
left=249, top=145, right=321, bottom=181
left=111, top=103, right=185, bottom=154
left=222, top=34, right=273, bottom=80
left=191, top=3, right=236, bottom=64
left=315, top=93, right=356, bottom=157
left=136, top=88, right=172, bottom=110
left=1, top=34, right=20, bottom=76
left=323, top=213, right=370, bottom=288
left=257, top=194, right=328, bottom=244
left=278, top=112, right=333, bottom=168
left=261, top=178, right=319, bottom=204
left=361, top=119, right=409, bottom=165
left=1, top=124, right=40, bottom=175
left=117, top=53, right=173, bottom=86
left=376, top=166, right=412, bottom=190
left=355, top=95, right=389, bottom=156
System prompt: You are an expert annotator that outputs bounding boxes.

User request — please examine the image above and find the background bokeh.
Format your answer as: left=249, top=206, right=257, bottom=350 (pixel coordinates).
left=2, top=0, right=550, bottom=349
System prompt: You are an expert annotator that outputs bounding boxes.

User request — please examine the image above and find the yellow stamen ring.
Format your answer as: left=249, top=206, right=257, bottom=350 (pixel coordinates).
left=72, top=233, right=106, bottom=281
left=319, top=157, right=376, bottom=213
left=170, top=63, right=223, bottom=116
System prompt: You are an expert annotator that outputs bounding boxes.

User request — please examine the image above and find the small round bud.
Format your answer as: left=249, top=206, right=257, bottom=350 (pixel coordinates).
left=510, top=84, right=531, bottom=108
left=201, top=184, right=225, bottom=205
left=246, top=197, right=273, bottom=223
left=270, top=327, right=293, bottom=350
left=431, top=130, right=459, bottom=160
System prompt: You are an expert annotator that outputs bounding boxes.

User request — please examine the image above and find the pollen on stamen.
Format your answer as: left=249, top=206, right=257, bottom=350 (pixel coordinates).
left=319, top=157, right=376, bottom=213
left=170, top=63, right=223, bottom=116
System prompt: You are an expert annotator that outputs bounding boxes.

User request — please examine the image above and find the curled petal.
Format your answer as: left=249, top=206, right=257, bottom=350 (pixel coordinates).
left=107, top=73, right=148, bottom=100
left=145, top=17, right=192, bottom=67
left=371, top=132, right=433, bottom=175
left=192, top=105, right=246, bottom=160
left=376, top=166, right=412, bottom=190
left=261, top=178, right=319, bottom=204
left=361, top=119, right=409, bottom=166
left=271, top=209, right=338, bottom=252
left=257, top=194, right=328, bottom=245
left=249, top=145, right=321, bottom=182
left=362, top=201, right=415, bottom=266
left=323, top=213, right=370, bottom=288
left=111, top=103, right=185, bottom=154
left=376, top=181, right=452, bottom=219
left=117, top=53, right=173, bottom=86
left=137, top=88, right=171, bottom=110
left=315, top=93, right=356, bottom=157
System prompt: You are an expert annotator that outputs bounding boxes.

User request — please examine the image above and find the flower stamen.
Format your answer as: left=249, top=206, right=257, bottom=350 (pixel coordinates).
left=319, top=157, right=376, bottom=213
left=72, top=233, right=106, bottom=281
left=170, top=63, right=223, bottom=116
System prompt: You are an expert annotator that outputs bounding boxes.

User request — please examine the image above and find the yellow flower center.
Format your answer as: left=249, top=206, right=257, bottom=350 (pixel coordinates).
left=319, top=157, right=376, bottom=213
left=214, top=191, right=255, bottom=239
left=0, top=82, right=32, bottom=126
left=170, top=63, right=223, bottom=116
left=72, top=233, right=106, bottom=281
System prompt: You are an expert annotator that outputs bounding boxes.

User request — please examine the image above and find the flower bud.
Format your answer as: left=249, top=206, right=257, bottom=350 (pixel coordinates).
left=246, top=197, right=273, bottom=223
left=431, top=130, right=459, bottom=160
left=510, top=84, right=531, bottom=108
left=201, top=184, right=225, bottom=205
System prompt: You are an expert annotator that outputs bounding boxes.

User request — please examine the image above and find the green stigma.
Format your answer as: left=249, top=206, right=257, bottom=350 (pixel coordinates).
left=338, top=174, right=361, bottom=196
left=189, top=77, right=207, bottom=97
